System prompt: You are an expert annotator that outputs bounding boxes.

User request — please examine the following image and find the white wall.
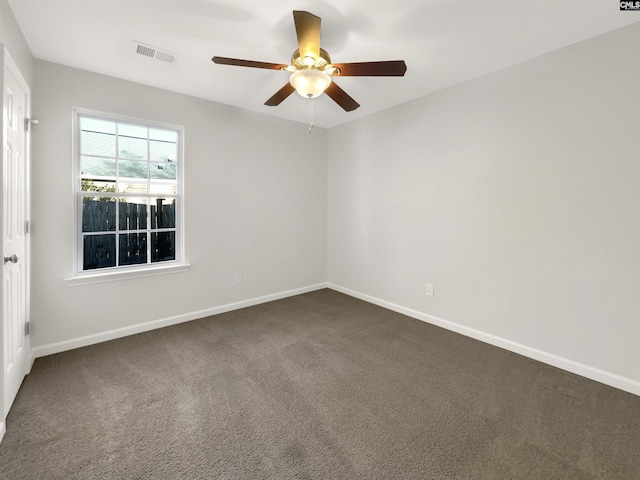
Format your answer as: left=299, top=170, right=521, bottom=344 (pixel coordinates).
left=31, top=60, right=327, bottom=350
left=328, top=23, right=640, bottom=391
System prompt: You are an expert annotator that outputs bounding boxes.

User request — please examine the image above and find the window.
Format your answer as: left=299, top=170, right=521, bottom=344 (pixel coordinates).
left=75, top=110, right=183, bottom=275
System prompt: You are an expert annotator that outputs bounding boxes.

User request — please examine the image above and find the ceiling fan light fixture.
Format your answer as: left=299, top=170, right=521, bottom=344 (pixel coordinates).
left=212, top=11, right=405, bottom=112
left=289, top=69, right=331, bottom=98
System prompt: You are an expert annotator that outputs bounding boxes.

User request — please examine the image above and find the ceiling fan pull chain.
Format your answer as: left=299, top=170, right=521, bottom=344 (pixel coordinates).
left=308, top=97, right=314, bottom=133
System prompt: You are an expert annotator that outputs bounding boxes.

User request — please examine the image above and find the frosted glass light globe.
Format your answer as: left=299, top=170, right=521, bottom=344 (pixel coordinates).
left=289, top=69, right=332, bottom=98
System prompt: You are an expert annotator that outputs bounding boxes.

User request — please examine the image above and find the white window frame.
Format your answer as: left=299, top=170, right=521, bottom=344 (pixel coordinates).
left=68, top=108, right=188, bottom=285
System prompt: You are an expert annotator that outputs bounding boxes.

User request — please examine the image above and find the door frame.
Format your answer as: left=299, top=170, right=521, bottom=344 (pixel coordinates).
left=1, top=48, right=31, bottom=443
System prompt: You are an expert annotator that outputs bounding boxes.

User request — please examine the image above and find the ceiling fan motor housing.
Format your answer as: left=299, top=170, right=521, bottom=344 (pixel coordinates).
left=291, top=48, right=332, bottom=71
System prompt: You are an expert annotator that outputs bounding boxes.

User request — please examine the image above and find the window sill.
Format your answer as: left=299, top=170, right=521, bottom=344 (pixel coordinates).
left=65, top=263, right=191, bottom=287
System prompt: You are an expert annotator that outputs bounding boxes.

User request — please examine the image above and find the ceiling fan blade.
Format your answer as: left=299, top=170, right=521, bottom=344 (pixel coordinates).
left=293, top=10, right=321, bottom=64
left=325, top=82, right=360, bottom=112
left=264, top=83, right=296, bottom=106
left=332, top=60, right=407, bottom=77
left=212, top=56, right=287, bottom=70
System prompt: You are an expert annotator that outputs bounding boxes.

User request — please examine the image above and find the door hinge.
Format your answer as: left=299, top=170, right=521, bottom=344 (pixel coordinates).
left=25, top=220, right=30, bottom=234
left=25, top=321, right=30, bottom=336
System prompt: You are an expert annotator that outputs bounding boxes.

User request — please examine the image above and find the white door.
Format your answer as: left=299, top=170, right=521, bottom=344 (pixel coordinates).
left=2, top=52, right=30, bottom=419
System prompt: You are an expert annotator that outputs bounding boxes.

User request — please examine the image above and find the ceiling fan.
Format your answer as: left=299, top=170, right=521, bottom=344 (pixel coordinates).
left=212, top=10, right=407, bottom=112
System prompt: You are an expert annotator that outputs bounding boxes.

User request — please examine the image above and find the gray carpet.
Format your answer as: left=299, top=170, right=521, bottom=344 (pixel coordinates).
left=1, top=289, right=638, bottom=479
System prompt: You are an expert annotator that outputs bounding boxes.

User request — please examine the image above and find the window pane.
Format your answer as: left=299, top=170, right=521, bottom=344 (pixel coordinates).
left=81, top=131, right=115, bottom=157
left=81, top=156, right=116, bottom=178
left=152, top=231, right=175, bottom=262
left=150, top=140, right=177, bottom=162
left=82, top=197, right=116, bottom=232
left=151, top=198, right=176, bottom=229
left=119, top=199, right=148, bottom=231
left=83, top=234, right=116, bottom=270
left=119, top=123, right=147, bottom=139
left=150, top=161, right=176, bottom=180
left=119, top=159, right=148, bottom=179
left=150, top=183, right=177, bottom=195
left=119, top=233, right=147, bottom=265
left=81, top=179, right=116, bottom=193
left=149, top=128, right=177, bottom=143
left=117, top=181, right=148, bottom=194
left=80, top=117, right=116, bottom=135
left=118, top=136, right=147, bottom=159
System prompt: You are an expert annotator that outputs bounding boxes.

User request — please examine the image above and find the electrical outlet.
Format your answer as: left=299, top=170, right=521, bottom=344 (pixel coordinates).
left=426, top=283, right=434, bottom=297
left=235, top=273, right=243, bottom=285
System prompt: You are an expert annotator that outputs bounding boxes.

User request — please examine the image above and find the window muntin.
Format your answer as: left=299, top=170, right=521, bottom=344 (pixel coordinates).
left=76, top=111, right=182, bottom=274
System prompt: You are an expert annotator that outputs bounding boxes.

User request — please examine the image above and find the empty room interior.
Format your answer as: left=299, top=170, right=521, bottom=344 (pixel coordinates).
left=1, top=0, right=639, bottom=478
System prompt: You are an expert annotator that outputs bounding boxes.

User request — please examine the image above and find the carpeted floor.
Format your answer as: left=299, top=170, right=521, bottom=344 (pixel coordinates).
left=0, top=289, right=638, bottom=479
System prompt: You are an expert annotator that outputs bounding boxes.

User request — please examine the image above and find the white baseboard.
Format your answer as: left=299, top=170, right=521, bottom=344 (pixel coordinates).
left=327, top=283, right=640, bottom=397
left=0, top=420, right=5, bottom=444
left=31, top=283, right=328, bottom=361
left=29, top=281, right=639, bottom=397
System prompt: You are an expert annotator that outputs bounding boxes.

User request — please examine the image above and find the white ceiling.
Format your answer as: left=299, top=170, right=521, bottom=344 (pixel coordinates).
left=8, top=0, right=640, bottom=128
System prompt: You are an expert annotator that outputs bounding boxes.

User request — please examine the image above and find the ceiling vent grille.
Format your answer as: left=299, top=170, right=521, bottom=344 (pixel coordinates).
left=134, top=42, right=177, bottom=64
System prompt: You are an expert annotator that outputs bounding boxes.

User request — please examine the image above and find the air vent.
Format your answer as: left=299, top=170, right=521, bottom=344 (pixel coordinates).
left=134, top=42, right=177, bottom=64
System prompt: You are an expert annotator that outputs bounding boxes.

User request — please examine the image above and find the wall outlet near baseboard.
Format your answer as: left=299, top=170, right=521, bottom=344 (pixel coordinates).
left=426, top=283, right=434, bottom=297
left=235, top=273, right=243, bottom=285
